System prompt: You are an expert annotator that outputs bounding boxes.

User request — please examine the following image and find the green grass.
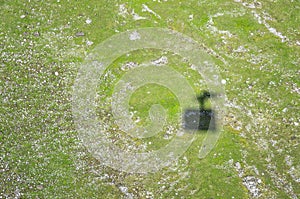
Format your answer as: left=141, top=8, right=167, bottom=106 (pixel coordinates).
left=1, top=0, right=299, bottom=198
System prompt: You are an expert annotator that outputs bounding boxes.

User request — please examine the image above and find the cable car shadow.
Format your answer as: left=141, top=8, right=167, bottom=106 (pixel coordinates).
left=183, top=91, right=216, bottom=132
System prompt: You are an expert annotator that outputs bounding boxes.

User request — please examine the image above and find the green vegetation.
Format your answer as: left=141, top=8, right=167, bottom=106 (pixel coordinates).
left=1, top=0, right=299, bottom=198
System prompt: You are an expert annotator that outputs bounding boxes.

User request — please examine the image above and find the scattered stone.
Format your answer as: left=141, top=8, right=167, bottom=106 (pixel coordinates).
left=288, top=166, right=300, bottom=183
left=233, top=46, right=248, bottom=53
left=33, top=31, right=40, bottom=37
left=75, top=31, right=85, bottom=37
left=118, top=4, right=128, bottom=17
left=151, top=56, right=168, bottom=66
left=36, top=185, right=44, bottom=190
left=86, top=40, right=93, bottom=46
left=142, top=4, right=161, bottom=19
left=85, top=18, right=92, bottom=24
left=119, top=186, right=134, bottom=199
left=132, top=10, right=146, bottom=21
left=120, top=62, right=138, bottom=71
left=235, top=162, right=241, bottom=170
left=129, top=31, right=140, bottom=40
left=285, top=155, right=293, bottom=166
left=243, top=176, right=261, bottom=198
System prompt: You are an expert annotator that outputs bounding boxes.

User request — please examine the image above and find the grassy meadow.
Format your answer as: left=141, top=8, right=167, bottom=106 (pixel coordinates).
left=1, top=0, right=299, bottom=198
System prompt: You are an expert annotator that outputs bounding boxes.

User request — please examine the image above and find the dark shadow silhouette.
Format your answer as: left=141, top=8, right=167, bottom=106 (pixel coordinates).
left=183, top=91, right=216, bottom=131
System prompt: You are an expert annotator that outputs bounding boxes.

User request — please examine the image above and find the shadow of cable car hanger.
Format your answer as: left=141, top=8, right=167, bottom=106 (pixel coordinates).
left=183, top=90, right=216, bottom=131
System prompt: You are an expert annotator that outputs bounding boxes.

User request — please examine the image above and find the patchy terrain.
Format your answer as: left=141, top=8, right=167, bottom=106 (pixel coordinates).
left=1, top=0, right=299, bottom=198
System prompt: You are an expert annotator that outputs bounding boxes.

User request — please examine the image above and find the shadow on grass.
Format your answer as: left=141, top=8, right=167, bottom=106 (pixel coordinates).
left=183, top=91, right=216, bottom=131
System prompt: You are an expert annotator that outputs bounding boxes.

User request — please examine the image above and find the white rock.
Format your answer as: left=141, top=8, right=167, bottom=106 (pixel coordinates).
left=86, top=40, right=93, bottom=46
left=129, top=31, right=141, bottom=41
left=86, top=18, right=92, bottom=24
left=151, top=56, right=168, bottom=65
left=119, top=186, right=128, bottom=193
left=118, top=4, right=128, bottom=17
left=235, top=162, right=241, bottom=170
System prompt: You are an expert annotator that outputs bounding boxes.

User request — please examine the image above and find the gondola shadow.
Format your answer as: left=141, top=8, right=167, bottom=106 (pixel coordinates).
left=183, top=91, right=216, bottom=131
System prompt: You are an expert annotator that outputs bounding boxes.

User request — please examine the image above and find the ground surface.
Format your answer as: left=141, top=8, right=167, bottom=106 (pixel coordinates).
left=1, top=0, right=299, bottom=198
